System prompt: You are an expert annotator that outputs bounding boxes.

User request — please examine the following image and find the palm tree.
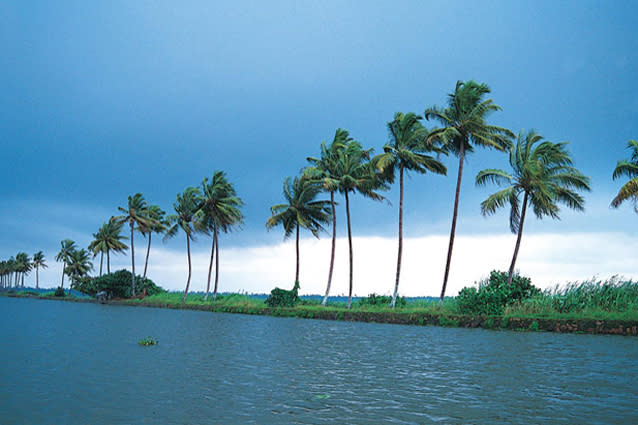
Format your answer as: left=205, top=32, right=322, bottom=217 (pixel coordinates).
left=139, top=205, right=168, bottom=280
left=55, top=239, right=76, bottom=290
left=266, top=175, right=331, bottom=287
left=477, top=130, right=591, bottom=285
left=32, top=251, right=47, bottom=289
left=425, top=80, right=513, bottom=302
left=305, top=128, right=351, bottom=306
left=116, top=193, right=154, bottom=296
left=66, top=248, right=93, bottom=292
left=375, top=112, right=447, bottom=307
left=89, top=219, right=129, bottom=276
left=6, top=257, right=16, bottom=288
left=15, top=252, right=31, bottom=288
left=611, top=140, right=638, bottom=211
left=335, top=140, right=388, bottom=308
left=165, top=187, right=203, bottom=302
left=199, top=172, right=244, bottom=301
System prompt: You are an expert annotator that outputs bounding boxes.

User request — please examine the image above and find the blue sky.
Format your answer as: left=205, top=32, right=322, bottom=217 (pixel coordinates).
left=2, top=1, right=637, bottom=295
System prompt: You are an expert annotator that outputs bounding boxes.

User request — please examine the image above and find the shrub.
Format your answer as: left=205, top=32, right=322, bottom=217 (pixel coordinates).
left=54, top=286, right=66, bottom=297
left=265, top=282, right=299, bottom=307
left=358, top=293, right=406, bottom=307
left=456, top=270, right=540, bottom=315
left=75, top=270, right=164, bottom=298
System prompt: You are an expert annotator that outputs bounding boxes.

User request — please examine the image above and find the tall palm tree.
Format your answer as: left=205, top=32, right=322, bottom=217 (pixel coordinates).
left=15, top=252, right=31, bottom=288
left=425, top=80, right=513, bottom=302
left=611, top=140, right=638, bottom=211
left=266, top=175, right=331, bottom=287
left=199, top=171, right=244, bottom=301
left=335, top=140, right=388, bottom=308
left=32, top=251, right=47, bottom=289
left=139, top=205, right=168, bottom=279
left=375, top=112, right=447, bottom=307
left=116, top=193, right=154, bottom=296
left=66, top=248, right=93, bottom=292
left=305, top=128, right=351, bottom=306
left=55, top=239, right=76, bottom=290
left=165, top=187, right=203, bottom=302
left=477, top=130, right=591, bottom=285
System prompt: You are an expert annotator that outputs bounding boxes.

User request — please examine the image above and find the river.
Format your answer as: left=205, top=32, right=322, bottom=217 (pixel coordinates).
left=1, top=296, right=637, bottom=424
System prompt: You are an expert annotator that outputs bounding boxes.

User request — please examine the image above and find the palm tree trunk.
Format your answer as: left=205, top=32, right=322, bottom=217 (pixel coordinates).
left=213, top=227, right=220, bottom=300
left=295, top=221, right=300, bottom=284
left=508, top=191, right=529, bottom=285
left=130, top=221, right=136, bottom=297
left=322, top=191, right=337, bottom=306
left=107, top=250, right=111, bottom=274
left=441, top=143, right=465, bottom=302
left=36, top=266, right=39, bottom=289
left=143, top=233, right=151, bottom=279
left=182, top=236, right=192, bottom=302
left=205, top=233, right=215, bottom=301
left=99, top=252, right=104, bottom=276
left=392, top=166, right=405, bottom=309
left=60, top=264, right=65, bottom=289
left=21, top=273, right=24, bottom=288
left=345, top=190, right=354, bottom=309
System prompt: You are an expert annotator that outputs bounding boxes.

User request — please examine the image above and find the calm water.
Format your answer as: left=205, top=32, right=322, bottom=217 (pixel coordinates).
left=1, top=297, right=637, bottom=424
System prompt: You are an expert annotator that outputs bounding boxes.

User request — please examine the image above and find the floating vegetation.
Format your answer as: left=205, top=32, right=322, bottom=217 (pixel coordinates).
left=138, top=336, right=158, bottom=346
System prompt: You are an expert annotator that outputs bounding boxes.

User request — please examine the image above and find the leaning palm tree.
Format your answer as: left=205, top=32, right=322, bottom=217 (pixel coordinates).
left=199, top=171, right=244, bottom=301
left=116, top=193, right=154, bottom=296
left=66, top=248, right=93, bottom=292
left=305, top=128, right=351, bottom=306
left=375, top=112, right=447, bottom=307
left=425, top=80, right=513, bottom=302
left=165, top=187, right=204, bottom=302
left=477, top=130, right=591, bottom=285
left=32, top=251, right=47, bottom=289
left=611, top=140, right=638, bottom=212
left=139, top=205, right=168, bottom=280
left=335, top=140, right=388, bottom=308
left=266, top=175, right=331, bottom=288
left=55, top=239, right=76, bottom=290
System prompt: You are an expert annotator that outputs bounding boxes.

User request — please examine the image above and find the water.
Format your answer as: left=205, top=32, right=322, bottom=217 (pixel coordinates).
left=1, top=297, right=637, bottom=424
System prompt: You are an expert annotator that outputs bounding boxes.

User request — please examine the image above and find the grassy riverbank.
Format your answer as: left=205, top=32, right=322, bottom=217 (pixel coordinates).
left=6, top=278, right=637, bottom=336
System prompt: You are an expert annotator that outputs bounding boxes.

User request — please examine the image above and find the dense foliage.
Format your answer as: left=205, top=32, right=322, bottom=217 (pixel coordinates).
left=265, top=282, right=300, bottom=307
left=358, top=293, right=406, bottom=307
left=75, top=269, right=164, bottom=298
left=54, top=286, right=66, bottom=297
left=457, top=270, right=540, bottom=315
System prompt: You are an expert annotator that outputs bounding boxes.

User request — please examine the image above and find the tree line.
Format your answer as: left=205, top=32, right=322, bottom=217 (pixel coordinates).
left=2, top=80, right=636, bottom=307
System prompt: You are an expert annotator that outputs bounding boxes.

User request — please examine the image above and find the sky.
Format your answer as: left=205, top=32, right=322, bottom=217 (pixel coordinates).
left=1, top=1, right=637, bottom=296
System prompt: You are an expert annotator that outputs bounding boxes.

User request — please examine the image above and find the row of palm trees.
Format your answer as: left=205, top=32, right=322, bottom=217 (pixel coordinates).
left=267, top=80, right=594, bottom=308
left=0, top=252, right=47, bottom=289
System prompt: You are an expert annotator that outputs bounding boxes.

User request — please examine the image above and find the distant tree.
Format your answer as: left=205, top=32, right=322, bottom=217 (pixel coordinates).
left=199, top=171, right=244, bottom=301
left=116, top=193, right=154, bottom=296
left=425, top=80, right=513, bottom=302
left=32, top=251, right=47, bottom=289
left=375, top=112, right=447, bottom=307
left=165, top=187, right=204, bottom=302
left=477, top=130, right=591, bottom=285
left=611, top=140, right=638, bottom=211
left=266, top=175, right=331, bottom=287
left=88, top=219, right=129, bottom=276
left=55, top=239, right=76, bottom=290
left=305, top=128, right=350, bottom=306
left=66, top=248, right=93, bottom=292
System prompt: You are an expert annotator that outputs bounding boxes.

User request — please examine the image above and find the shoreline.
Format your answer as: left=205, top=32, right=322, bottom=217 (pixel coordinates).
left=5, top=293, right=638, bottom=336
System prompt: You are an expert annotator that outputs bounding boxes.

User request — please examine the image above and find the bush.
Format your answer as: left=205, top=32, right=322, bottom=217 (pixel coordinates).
left=358, top=293, right=406, bottom=308
left=74, top=270, right=164, bottom=298
left=456, top=270, right=540, bottom=315
left=265, top=282, right=299, bottom=307
left=54, top=286, right=66, bottom=297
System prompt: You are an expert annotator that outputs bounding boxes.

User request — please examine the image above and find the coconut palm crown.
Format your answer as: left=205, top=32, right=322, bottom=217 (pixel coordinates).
left=611, top=139, right=638, bottom=212
left=477, top=130, right=591, bottom=284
